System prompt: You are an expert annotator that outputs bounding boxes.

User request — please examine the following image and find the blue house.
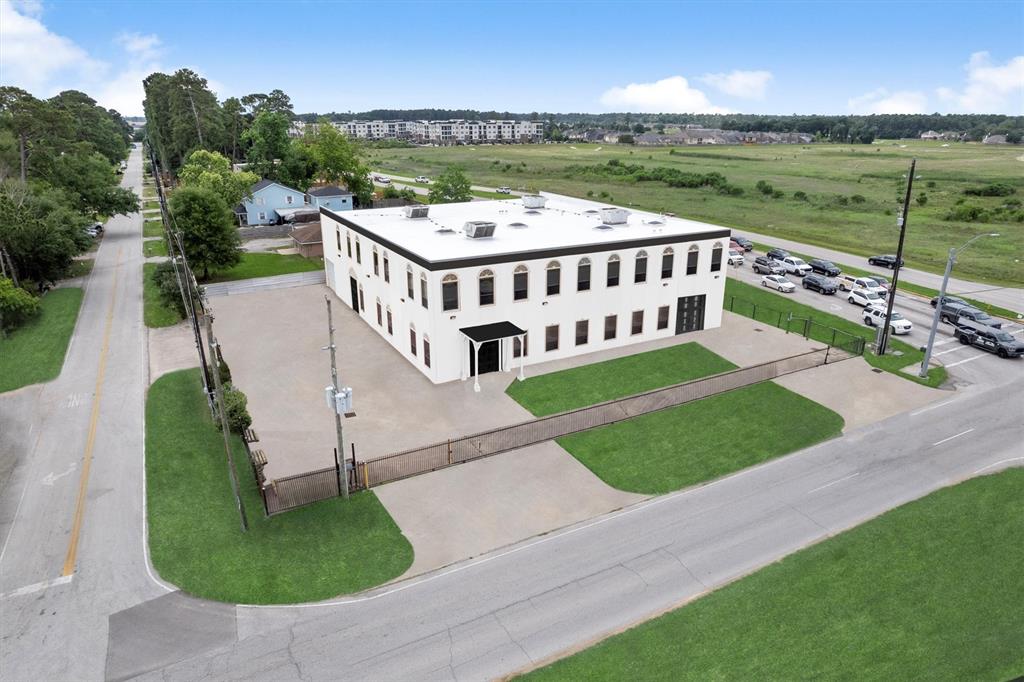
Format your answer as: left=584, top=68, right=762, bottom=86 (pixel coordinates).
left=306, top=185, right=353, bottom=211
left=233, top=179, right=309, bottom=226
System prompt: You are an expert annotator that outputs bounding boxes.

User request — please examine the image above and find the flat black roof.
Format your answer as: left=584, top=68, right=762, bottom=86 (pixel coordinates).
left=460, top=321, right=526, bottom=343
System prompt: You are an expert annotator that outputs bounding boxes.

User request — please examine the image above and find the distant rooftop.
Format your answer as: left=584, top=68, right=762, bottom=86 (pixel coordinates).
left=322, top=193, right=731, bottom=266
left=308, top=184, right=351, bottom=197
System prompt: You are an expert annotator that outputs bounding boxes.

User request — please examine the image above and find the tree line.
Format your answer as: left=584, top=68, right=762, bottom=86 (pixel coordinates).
left=0, top=87, right=137, bottom=333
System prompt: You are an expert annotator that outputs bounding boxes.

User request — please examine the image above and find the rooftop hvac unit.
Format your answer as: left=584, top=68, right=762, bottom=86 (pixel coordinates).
left=600, top=207, right=629, bottom=225
left=463, top=221, right=497, bottom=239
left=522, top=194, right=547, bottom=209
left=404, top=205, right=430, bottom=219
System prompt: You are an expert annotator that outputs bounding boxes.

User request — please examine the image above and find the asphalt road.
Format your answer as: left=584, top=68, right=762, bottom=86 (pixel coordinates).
left=0, top=147, right=171, bottom=680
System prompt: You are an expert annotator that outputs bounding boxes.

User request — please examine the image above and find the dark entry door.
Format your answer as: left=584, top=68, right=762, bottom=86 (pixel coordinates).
left=349, top=277, right=359, bottom=311
left=469, top=340, right=501, bottom=376
left=675, top=294, right=706, bottom=334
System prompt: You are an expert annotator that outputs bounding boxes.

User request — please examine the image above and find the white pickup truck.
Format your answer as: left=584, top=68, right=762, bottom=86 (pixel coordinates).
left=836, top=274, right=887, bottom=297
left=777, top=256, right=812, bottom=277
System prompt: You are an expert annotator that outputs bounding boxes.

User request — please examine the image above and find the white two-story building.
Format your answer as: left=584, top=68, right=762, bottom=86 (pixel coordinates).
left=320, top=193, right=730, bottom=388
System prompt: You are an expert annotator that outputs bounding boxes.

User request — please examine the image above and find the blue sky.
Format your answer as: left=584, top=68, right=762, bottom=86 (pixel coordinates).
left=2, top=0, right=1022, bottom=117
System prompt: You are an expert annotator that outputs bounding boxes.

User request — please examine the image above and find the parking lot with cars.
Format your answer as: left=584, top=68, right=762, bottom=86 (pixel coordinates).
left=729, top=241, right=1024, bottom=384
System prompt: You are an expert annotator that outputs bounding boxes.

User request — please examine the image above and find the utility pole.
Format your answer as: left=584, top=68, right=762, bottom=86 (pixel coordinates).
left=324, top=295, right=349, bottom=499
left=878, top=159, right=915, bottom=356
left=205, top=310, right=249, bottom=531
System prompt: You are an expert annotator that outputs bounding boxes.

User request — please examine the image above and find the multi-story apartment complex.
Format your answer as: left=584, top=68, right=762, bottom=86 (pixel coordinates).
left=319, top=193, right=730, bottom=387
left=292, top=119, right=545, bottom=144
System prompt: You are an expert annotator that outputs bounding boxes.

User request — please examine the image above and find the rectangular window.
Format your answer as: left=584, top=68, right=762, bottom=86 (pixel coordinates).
left=634, top=256, right=647, bottom=283
left=358, top=288, right=365, bottom=312
left=442, top=280, right=459, bottom=311
left=661, top=253, right=673, bottom=279
left=575, top=320, right=589, bottom=346
left=604, top=314, right=617, bottom=340
left=547, top=267, right=560, bottom=296
left=545, top=324, right=559, bottom=351
left=407, top=270, right=414, bottom=299
left=286, top=195, right=294, bottom=205
left=258, top=211, right=267, bottom=221
left=577, top=263, right=590, bottom=292
left=657, top=305, right=670, bottom=330
left=513, top=271, right=528, bottom=300
left=373, top=251, right=379, bottom=276
left=386, top=310, right=393, bottom=335
left=376, top=301, right=383, bottom=326
left=710, top=247, right=723, bottom=273
left=335, top=229, right=342, bottom=253
left=346, top=233, right=352, bottom=258
left=607, top=260, right=620, bottom=287
left=355, top=239, right=361, bottom=264
left=513, top=334, right=528, bottom=358
left=479, top=276, right=494, bottom=305
left=383, top=254, right=390, bottom=282
left=631, top=310, right=644, bottom=335
left=686, top=249, right=699, bottom=275
left=423, top=338, right=431, bottom=367
left=410, top=329, right=417, bottom=356
left=421, top=277, right=429, bottom=309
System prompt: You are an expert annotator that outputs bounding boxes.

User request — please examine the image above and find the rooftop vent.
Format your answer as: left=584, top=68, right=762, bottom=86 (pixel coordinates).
left=583, top=209, right=600, bottom=215
left=435, top=227, right=456, bottom=234
left=404, top=205, right=429, bottom=219
left=463, top=220, right=497, bottom=239
left=644, top=218, right=665, bottom=226
left=522, top=195, right=547, bottom=209
left=524, top=209, right=542, bottom=215
left=508, top=222, right=528, bottom=229
left=594, top=224, right=614, bottom=231
left=600, top=207, right=629, bottom=225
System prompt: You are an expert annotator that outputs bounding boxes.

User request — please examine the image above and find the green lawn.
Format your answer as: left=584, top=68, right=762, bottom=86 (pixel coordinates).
left=725, top=278, right=947, bottom=388
left=147, top=369, right=413, bottom=604
left=143, top=218, right=163, bottom=237
left=0, top=288, right=83, bottom=393
left=527, top=468, right=1024, bottom=681
left=144, top=200, right=160, bottom=211
left=64, top=258, right=95, bottom=279
left=507, top=342, right=736, bottom=416
left=143, top=238, right=168, bottom=258
left=142, top=262, right=183, bottom=328
left=368, top=141, right=1024, bottom=286
left=558, top=381, right=843, bottom=494
left=202, top=252, right=322, bottom=283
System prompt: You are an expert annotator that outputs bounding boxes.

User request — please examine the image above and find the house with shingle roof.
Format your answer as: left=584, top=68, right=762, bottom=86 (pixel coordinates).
left=306, top=185, right=353, bottom=212
left=233, top=179, right=309, bottom=227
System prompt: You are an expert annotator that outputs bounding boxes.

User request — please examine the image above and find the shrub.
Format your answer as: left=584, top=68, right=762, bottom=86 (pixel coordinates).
left=916, top=194, right=928, bottom=206
left=599, top=190, right=609, bottom=199
left=772, top=189, right=785, bottom=199
left=220, top=383, right=252, bottom=434
left=586, top=190, right=594, bottom=197
left=151, top=261, right=187, bottom=317
left=851, top=194, right=866, bottom=204
left=717, top=184, right=744, bottom=196
left=944, top=204, right=989, bottom=222
left=927, top=180, right=936, bottom=188
left=964, top=183, right=1016, bottom=197
left=756, top=180, right=774, bottom=195
left=0, top=277, right=41, bottom=332
left=835, top=195, right=850, bottom=206
left=793, top=190, right=808, bottom=201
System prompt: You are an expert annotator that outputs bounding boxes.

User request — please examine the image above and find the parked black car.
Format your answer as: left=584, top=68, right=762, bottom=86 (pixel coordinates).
left=766, top=248, right=790, bottom=262
left=868, top=254, right=905, bottom=269
left=731, top=235, right=753, bottom=251
left=751, top=255, right=784, bottom=275
left=954, top=321, right=1024, bottom=358
left=801, top=273, right=837, bottom=294
left=808, top=258, right=840, bottom=277
left=930, top=294, right=967, bottom=308
left=938, top=302, right=1002, bottom=329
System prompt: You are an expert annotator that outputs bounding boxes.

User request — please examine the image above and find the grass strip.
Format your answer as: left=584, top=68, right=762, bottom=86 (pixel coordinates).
left=143, top=218, right=164, bottom=237
left=142, top=262, right=183, bottom=328
left=202, top=252, right=322, bottom=283
left=0, top=288, right=83, bottom=393
left=143, top=238, right=168, bottom=258
left=527, top=469, right=1024, bottom=681
left=146, top=369, right=413, bottom=604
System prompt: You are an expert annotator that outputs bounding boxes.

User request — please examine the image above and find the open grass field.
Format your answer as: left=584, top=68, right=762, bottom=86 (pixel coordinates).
left=146, top=369, right=413, bottom=604
left=506, top=342, right=736, bottom=416
left=201, top=252, right=323, bottom=283
left=0, top=288, right=83, bottom=393
left=142, top=263, right=183, bottom=328
left=725, top=278, right=947, bottom=388
left=368, top=140, right=1024, bottom=286
left=526, top=468, right=1024, bottom=681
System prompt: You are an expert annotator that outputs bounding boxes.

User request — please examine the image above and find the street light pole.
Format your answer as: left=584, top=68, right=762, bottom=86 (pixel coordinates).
left=324, top=295, right=349, bottom=499
left=918, top=232, right=1000, bottom=378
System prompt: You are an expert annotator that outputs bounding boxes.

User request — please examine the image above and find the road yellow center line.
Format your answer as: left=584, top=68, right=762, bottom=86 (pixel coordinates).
left=62, top=247, right=121, bottom=576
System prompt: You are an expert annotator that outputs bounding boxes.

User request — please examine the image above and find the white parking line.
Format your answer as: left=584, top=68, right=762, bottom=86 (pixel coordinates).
left=933, top=428, right=974, bottom=447
left=934, top=347, right=965, bottom=357
left=945, top=354, right=988, bottom=368
left=933, top=336, right=959, bottom=347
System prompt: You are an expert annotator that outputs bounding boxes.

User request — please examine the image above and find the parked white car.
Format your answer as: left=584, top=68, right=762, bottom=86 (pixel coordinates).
left=414, top=176, right=430, bottom=184
left=726, top=249, right=745, bottom=266
left=863, top=305, right=913, bottom=334
left=761, top=274, right=796, bottom=293
left=496, top=186, right=512, bottom=194
left=374, top=175, right=391, bottom=184
left=847, top=288, right=883, bottom=307
left=837, top=274, right=887, bottom=297
left=778, top=256, right=812, bottom=277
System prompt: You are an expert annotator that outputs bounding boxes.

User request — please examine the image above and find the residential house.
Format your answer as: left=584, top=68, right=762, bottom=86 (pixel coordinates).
left=920, top=130, right=942, bottom=140
left=306, top=185, right=353, bottom=211
left=289, top=223, right=324, bottom=259
left=233, top=179, right=308, bottom=226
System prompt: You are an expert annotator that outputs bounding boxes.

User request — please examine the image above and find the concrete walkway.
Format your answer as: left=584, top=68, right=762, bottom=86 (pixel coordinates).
left=147, top=322, right=200, bottom=385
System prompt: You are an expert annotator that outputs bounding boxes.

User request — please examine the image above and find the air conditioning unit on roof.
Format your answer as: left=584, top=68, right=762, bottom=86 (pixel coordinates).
left=463, top=221, right=497, bottom=239
left=404, top=205, right=429, bottom=219
left=522, top=195, right=547, bottom=209
left=600, top=207, right=629, bottom=225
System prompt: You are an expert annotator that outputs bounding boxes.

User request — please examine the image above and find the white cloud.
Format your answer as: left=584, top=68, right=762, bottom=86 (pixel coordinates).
left=600, top=76, right=733, bottom=114
left=699, top=70, right=773, bottom=99
left=0, top=0, right=105, bottom=92
left=116, top=32, right=162, bottom=61
left=847, top=88, right=928, bottom=114
left=937, top=51, right=1024, bottom=113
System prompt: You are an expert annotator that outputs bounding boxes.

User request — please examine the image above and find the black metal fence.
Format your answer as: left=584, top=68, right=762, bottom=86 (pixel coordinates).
left=356, top=347, right=848, bottom=489
left=725, top=295, right=866, bottom=356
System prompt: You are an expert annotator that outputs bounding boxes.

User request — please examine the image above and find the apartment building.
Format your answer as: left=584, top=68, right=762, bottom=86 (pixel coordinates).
left=320, top=193, right=730, bottom=387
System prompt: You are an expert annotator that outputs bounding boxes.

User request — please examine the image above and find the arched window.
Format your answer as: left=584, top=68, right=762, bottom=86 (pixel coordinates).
left=661, top=247, right=674, bottom=279
left=513, top=264, right=529, bottom=301
left=385, top=306, right=393, bottom=335
left=409, top=323, right=417, bottom=356
left=406, top=265, right=415, bottom=299
left=686, top=244, right=699, bottom=275
left=420, top=272, right=429, bottom=309
left=710, top=242, right=723, bottom=273
left=479, top=269, right=495, bottom=305
left=422, top=334, right=431, bottom=367
left=382, top=251, right=390, bottom=282
left=442, top=273, right=459, bottom=311
left=607, top=254, right=620, bottom=287
left=372, top=246, right=380, bottom=276
left=546, top=261, right=561, bottom=296
left=634, top=250, right=648, bottom=283
left=375, top=297, right=382, bottom=326
left=345, top=232, right=352, bottom=258
left=577, top=257, right=591, bottom=292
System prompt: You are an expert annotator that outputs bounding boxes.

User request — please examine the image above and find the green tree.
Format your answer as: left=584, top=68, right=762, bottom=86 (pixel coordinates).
left=0, top=276, right=40, bottom=334
left=0, top=87, right=73, bottom=181
left=221, top=97, right=248, bottom=162
left=169, top=187, right=241, bottom=280
left=276, top=140, right=318, bottom=192
left=307, top=118, right=373, bottom=205
left=46, top=149, right=139, bottom=217
left=428, top=166, right=472, bottom=204
left=179, top=149, right=258, bottom=208
left=243, top=110, right=291, bottom=180
left=48, top=90, right=130, bottom=164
